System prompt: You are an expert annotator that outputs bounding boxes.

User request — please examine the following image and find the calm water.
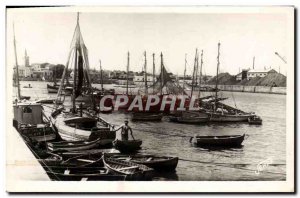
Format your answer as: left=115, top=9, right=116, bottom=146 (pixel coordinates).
left=15, top=81, right=286, bottom=181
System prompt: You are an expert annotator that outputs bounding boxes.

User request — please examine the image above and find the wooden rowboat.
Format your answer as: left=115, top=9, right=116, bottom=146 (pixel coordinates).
left=190, top=134, right=246, bottom=147
left=103, top=153, right=153, bottom=180
left=108, top=154, right=178, bottom=172
left=113, top=139, right=142, bottom=153
left=46, top=138, right=102, bottom=152
left=39, top=152, right=104, bottom=171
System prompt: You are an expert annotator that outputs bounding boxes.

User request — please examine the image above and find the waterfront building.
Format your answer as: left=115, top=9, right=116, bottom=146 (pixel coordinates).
left=247, top=69, right=277, bottom=80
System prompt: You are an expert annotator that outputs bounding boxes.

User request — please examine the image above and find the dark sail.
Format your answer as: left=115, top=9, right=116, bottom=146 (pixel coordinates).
left=75, top=55, right=84, bottom=98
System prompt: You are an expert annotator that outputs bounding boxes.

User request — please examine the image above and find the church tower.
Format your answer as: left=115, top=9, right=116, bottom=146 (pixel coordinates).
left=24, top=49, right=29, bottom=67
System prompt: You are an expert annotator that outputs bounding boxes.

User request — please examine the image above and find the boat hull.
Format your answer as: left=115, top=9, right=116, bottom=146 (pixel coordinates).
left=47, top=138, right=104, bottom=152
left=193, top=134, right=245, bottom=147
left=208, top=113, right=252, bottom=122
left=113, top=139, right=142, bottom=153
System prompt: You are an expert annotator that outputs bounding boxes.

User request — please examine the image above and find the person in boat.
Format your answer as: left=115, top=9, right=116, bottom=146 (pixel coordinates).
left=114, top=120, right=135, bottom=141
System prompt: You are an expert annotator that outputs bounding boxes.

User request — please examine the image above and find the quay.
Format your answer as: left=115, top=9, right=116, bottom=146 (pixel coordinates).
left=6, top=128, right=49, bottom=191
left=205, top=84, right=286, bottom=95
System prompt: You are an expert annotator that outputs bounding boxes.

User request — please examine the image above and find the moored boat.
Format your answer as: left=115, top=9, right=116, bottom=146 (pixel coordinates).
left=248, top=116, right=263, bottom=125
left=46, top=138, right=104, bottom=152
left=190, top=134, right=246, bottom=147
left=52, top=115, right=116, bottom=144
left=169, top=111, right=209, bottom=124
left=103, top=153, right=153, bottom=180
left=108, top=154, right=178, bottom=172
left=113, top=139, right=142, bottom=153
left=13, top=103, right=57, bottom=142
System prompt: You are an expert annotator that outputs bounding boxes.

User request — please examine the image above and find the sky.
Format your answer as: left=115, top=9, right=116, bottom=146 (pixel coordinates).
left=6, top=7, right=292, bottom=76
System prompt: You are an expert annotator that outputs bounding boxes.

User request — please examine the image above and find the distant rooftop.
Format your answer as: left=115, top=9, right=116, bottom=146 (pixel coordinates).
left=248, top=68, right=277, bottom=73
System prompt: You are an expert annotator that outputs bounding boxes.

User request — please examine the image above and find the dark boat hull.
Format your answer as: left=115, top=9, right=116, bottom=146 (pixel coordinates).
left=192, top=134, right=245, bottom=147
left=113, top=139, right=142, bottom=153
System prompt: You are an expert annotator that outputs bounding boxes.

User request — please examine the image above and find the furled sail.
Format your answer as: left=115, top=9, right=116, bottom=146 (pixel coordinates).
left=55, top=13, right=94, bottom=108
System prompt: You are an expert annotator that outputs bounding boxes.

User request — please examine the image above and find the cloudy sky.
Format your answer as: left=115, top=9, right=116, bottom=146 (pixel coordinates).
left=6, top=7, right=292, bottom=76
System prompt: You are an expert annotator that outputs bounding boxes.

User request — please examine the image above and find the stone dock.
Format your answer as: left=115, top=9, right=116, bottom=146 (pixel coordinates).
left=6, top=128, right=49, bottom=192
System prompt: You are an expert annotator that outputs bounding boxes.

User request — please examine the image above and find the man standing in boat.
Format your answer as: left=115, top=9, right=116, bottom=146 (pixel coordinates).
left=114, top=120, right=135, bottom=141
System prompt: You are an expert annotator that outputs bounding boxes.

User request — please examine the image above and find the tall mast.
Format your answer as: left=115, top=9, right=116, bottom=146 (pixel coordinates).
left=99, top=60, right=103, bottom=91
left=126, top=52, right=129, bottom=95
left=252, top=56, right=255, bottom=69
left=13, top=23, right=21, bottom=100
left=214, top=42, right=221, bottom=112
left=152, top=53, right=155, bottom=94
left=191, top=48, right=198, bottom=98
left=144, top=51, right=148, bottom=95
left=183, top=54, right=187, bottom=94
left=160, top=52, right=164, bottom=95
left=72, top=13, right=80, bottom=113
left=198, top=50, right=203, bottom=99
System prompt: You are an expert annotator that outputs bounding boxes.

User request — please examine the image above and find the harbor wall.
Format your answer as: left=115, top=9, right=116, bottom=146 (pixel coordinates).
left=206, top=84, right=286, bottom=95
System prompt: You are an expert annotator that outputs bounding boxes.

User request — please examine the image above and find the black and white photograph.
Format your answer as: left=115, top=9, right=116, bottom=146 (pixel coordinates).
left=5, top=6, right=294, bottom=192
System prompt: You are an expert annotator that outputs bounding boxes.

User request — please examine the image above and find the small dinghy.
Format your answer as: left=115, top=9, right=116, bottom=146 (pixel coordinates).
left=113, top=139, right=142, bottom=153
left=39, top=152, right=104, bottom=171
left=46, top=138, right=102, bottom=152
left=248, top=116, right=262, bottom=125
left=190, top=134, right=246, bottom=147
left=103, top=153, right=153, bottom=180
left=108, top=154, right=178, bottom=171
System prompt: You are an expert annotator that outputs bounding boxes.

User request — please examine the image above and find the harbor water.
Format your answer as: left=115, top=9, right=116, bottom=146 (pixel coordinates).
left=15, top=81, right=286, bottom=181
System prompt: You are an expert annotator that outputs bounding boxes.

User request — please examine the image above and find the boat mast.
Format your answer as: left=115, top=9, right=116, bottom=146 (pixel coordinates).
left=183, top=53, right=187, bottom=94
left=13, top=23, right=21, bottom=100
left=214, top=42, right=221, bottom=112
left=126, top=52, right=129, bottom=95
left=99, top=60, right=103, bottom=91
left=191, top=48, right=198, bottom=98
left=198, top=50, right=203, bottom=99
left=160, top=52, right=164, bottom=95
left=144, top=51, right=148, bottom=95
left=152, top=53, right=155, bottom=94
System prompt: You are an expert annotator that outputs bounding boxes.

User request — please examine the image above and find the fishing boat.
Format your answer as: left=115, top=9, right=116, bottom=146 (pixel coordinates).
left=46, top=138, right=105, bottom=152
left=203, top=43, right=256, bottom=122
left=53, top=114, right=115, bottom=143
left=169, top=111, right=209, bottom=124
left=248, top=115, right=262, bottom=125
left=51, top=13, right=116, bottom=144
left=13, top=102, right=57, bottom=142
left=103, top=153, right=153, bottom=180
left=108, top=154, right=178, bottom=171
left=190, top=134, right=246, bottom=147
left=113, top=139, right=142, bottom=153
left=131, top=112, right=163, bottom=121
left=12, top=24, right=30, bottom=101
left=47, top=84, right=59, bottom=93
